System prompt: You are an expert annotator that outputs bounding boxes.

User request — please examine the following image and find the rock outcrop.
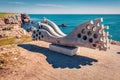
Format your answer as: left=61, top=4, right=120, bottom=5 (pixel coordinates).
left=0, top=18, right=6, bottom=27
left=0, top=13, right=30, bottom=38
left=4, top=14, right=21, bottom=25
left=0, top=25, right=27, bottom=38
left=110, top=40, right=120, bottom=46
left=0, top=14, right=22, bottom=28
left=21, top=13, right=30, bottom=24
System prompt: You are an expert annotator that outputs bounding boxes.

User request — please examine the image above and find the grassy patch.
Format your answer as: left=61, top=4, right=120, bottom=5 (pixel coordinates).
left=0, top=35, right=32, bottom=46
left=15, top=35, right=32, bottom=44
left=0, top=13, right=15, bottom=18
left=0, top=37, right=16, bottom=46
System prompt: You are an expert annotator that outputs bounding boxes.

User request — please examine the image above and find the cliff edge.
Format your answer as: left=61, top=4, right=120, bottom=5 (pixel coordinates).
left=0, top=13, right=30, bottom=38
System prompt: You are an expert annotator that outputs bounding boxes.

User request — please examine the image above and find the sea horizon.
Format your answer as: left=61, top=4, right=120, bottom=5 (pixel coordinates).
left=26, top=13, right=120, bottom=15
left=27, top=14, right=120, bottom=41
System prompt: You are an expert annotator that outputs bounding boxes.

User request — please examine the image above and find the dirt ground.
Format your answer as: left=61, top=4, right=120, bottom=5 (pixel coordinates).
left=0, top=41, right=120, bottom=80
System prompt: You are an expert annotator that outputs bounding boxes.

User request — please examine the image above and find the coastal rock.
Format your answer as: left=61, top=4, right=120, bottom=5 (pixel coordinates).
left=16, top=35, right=21, bottom=39
left=59, top=24, right=67, bottom=27
left=0, top=18, right=5, bottom=27
left=0, top=27, right=28, bottom=38
left=0, top=60, right=4, bottom=64
left=21, top=14, right=30, bottom=24
left=4, top=14, right=22, bottom=25
left=0, top=23, right=28, bottom=38
left=0, top=13, right=30, bottom=39
left=31, top=21, right=35, bottom=24
left=24, top=19, right=30, bottom=23
left=4, top=18, right=12, bottom=24
left=110, top=40, right=120, bottom=46
left=0, top=35, right=2, bottom=38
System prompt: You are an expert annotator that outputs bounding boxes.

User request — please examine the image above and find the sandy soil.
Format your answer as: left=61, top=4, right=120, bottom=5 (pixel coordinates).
left=0, top=41, right=120, bottom=80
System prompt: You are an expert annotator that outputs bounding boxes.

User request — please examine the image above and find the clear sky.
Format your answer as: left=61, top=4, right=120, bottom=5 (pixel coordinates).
left=0, top=0, right=120, bottom=14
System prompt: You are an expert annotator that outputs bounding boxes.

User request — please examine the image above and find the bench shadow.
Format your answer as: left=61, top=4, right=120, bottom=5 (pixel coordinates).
left=117, top=52, right=120, bottom=54
left=18, top=44, right=98, bottom=69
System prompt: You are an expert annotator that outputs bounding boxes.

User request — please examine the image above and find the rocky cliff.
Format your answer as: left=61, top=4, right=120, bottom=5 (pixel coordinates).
left=0, top=14, right=21, bottom=27
left=0, top=13, right=30, bottom=38
left=21, top=13, right=30, bottom=24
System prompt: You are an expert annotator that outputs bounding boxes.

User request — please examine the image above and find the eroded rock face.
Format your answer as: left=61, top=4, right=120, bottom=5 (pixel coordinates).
left=0, top=18, right=5, bottom=27
left=0, top=13, right=30, bottom=39
left=21, top=14, right=30, bottom=24
left=0, top=25, right=28, bottom=38
left=0, top=14, right=22, bottom=29
left=4, top=14, right=22, bottom=25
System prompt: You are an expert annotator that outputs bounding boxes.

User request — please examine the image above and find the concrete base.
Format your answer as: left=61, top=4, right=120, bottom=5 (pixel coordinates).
left=49, top=44, right=79, bottom=56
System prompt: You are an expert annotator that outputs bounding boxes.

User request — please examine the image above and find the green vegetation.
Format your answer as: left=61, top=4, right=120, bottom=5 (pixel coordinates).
left=0, top=13, right=15, bottom=18
left=0, top=35, right=32, bottom=46
left=0, top=35, right=31, bottom=70
left=0, top=35, right=31, bottom=73
left=15, top=35, right=32, bottom=44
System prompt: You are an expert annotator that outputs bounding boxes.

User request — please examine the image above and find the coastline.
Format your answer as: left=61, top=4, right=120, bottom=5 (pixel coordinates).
left=0, top=0, right=120, bottom=79
left=29, top=14, right=120, bottom=41
left=0, top=13, right=120, bottom=80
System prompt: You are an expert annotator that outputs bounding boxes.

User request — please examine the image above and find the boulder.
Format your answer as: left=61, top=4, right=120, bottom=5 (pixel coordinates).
left=58, top=24, right=67, bottom=27
left=21, top=14, right=30, bottom=24
left=0, top=18, right=5, bottom=26
left=16, top=35, right=21, bottom=39
left=0, top=13, right=30, bottom=39
left=4, top=14, right=21, bottom=25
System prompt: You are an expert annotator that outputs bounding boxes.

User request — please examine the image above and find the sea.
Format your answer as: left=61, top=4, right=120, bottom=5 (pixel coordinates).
left=27, top=14, right=120, bottom=41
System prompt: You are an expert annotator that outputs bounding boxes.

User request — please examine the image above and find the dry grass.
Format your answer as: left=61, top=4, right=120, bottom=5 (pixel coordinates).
left=0, top=35, right=32, bottom=46
left=0, top=46, right=21, bottom=77
left=0, top=37, right=16, bottom=46
left=0, top=13, right=15, bottom=18
left=15, top=35, right=32, bottom=44
left=0, top=35, right=31, bottom=74
left=0, top=50, right=19, bottom=67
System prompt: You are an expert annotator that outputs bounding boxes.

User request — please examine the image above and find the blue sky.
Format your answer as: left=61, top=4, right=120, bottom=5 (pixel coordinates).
left=0, top=0, right=120, bottom=14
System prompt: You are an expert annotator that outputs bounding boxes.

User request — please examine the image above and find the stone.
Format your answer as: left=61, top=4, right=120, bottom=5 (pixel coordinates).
left=21, top=14, right=30, bottom=24
left=0, top=35, right=2, bottom=38
left=0, top=18, right=5, bottom=26
left=0, top=13, right=30, bottom=39
left=4, top=18, right=12, bottom=24
left=59, top=24, right=67, bottom=27
left=16, top=35, right=21, bottom=39
left=14, top=57, right=18, bottom=60
left=0, top=60, right=4, bottom=64
left=49, top=44, right=78, bottom=56
left=24, top=19, right=30, bottom=23
left=31, top=21, right=35, bottom=24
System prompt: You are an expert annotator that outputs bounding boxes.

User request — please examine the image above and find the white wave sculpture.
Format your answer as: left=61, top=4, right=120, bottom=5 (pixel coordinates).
left=32, top=17, right=110, bottom=56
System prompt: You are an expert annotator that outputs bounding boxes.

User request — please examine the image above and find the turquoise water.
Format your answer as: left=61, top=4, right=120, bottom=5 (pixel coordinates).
left=29, top=14, right=120, bottom=41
